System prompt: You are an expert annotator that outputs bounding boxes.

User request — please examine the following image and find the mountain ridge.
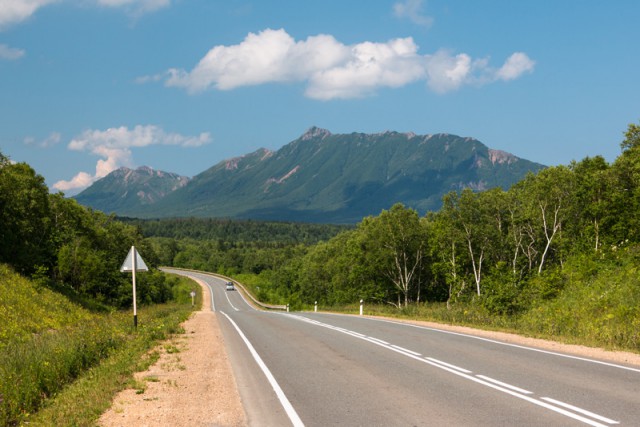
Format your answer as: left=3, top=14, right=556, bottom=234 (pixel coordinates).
left=74, top=127, right=545, bottom=223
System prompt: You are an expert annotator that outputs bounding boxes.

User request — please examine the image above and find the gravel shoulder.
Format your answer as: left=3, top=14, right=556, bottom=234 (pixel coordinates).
left=98, top=279, right=247, bottom=427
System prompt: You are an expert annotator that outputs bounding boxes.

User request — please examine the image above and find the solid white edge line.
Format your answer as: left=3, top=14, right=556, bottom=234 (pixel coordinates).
left=220, top=311, right=304, bottom=427
left=541, top=397, right=619, bottom=425
left=475, top=375, right=532, bottom=394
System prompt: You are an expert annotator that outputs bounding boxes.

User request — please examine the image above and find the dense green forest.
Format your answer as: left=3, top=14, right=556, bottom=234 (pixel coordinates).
left=0, top=151, right=180, bottom=307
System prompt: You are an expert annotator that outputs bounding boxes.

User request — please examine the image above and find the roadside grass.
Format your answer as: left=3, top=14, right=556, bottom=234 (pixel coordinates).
left=234, top=263, right=640, bottom=354
left=0, top=266, right=200, bottom=426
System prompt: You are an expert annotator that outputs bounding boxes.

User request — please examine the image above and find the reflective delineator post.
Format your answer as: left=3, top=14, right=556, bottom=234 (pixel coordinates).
left=360, top=299, right=363, bottom=316
left=314, top=301, right=318, bottom=312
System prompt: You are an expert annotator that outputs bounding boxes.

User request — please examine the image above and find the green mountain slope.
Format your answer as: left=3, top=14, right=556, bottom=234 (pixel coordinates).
left=77, top=128, right=545, bottom=223
left=75, top=166, right=189, bottom=213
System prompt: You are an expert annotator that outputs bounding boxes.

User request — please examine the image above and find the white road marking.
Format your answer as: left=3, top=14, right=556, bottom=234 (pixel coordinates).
left=366, top=317, right=640, bottom=374
left=426, top=357, right=472, bottom=374
left=220, top=311, right=304, bottom=427
left=476, top=375, right=532, bottom=394
left=541, top=397, right=619, bottom=425
left=287, top=314, right=618, bottom=427
left=225, top=290, right=239, bottom=311
left=391, top=344, right=421, bottom=356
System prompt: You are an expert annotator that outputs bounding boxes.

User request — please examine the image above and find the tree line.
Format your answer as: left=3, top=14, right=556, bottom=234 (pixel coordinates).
left=0, top=153, right=176, bottom=308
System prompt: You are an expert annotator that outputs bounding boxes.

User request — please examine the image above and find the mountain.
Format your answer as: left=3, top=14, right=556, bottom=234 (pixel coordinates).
left=75, top=128, right=545, bottom=223
left=74, top=166, right=189, bottom=213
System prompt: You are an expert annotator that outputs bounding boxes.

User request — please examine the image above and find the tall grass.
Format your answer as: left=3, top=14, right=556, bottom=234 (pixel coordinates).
left=0, top=266, right=198, bottom=426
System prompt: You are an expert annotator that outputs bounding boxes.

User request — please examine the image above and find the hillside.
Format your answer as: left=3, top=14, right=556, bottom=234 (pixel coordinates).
left=75, top=128, right=545, bottom=222
left=75, top=166, right=189, bottom=214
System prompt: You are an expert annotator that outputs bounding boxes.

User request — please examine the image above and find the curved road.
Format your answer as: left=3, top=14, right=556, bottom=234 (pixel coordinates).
left=164, top=269, right=640, bottom=427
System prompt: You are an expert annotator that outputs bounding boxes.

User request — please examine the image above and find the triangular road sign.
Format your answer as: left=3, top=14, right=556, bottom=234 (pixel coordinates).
left=120, top=246, right=149, bottom=272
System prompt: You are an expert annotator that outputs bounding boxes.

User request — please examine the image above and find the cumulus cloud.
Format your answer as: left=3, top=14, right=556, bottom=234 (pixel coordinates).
left=166, top=29, right=350, bottom=93
left=53, top=125, right=211, bottom=193
left=0, top=0, right=58, bottom=29
left=306, top=37, right=426, bottom=100
left=496, top=52, right=536, bottom=81
left=0, top=43, right=25, bottom=60
left=157, top=28, right=535, bottom=100
left=393, top=0, right=434, bottom=27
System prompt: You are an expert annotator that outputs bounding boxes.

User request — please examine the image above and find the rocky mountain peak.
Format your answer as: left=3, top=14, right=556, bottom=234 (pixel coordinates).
left=301, top=126, right=332, bottom=141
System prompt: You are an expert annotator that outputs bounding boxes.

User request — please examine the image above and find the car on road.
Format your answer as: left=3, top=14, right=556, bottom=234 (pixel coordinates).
left=225, top=281, right=235, bottom=291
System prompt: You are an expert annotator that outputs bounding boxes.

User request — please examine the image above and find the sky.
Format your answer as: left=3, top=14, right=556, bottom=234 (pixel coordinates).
left=1, top=0, right=639, bottom=195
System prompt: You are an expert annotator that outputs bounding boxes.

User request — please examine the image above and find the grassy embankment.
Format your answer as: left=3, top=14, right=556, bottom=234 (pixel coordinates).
left=0, top=264, right=201, bottom=426
left=234, top=252, right=640, bottom=353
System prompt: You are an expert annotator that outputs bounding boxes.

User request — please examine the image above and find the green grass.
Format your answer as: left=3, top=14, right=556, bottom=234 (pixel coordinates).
left=0, top=265, right=200, bottom=426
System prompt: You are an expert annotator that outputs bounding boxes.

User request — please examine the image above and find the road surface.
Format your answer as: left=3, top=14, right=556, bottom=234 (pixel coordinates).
left=164, top=269, right=640, bottom=427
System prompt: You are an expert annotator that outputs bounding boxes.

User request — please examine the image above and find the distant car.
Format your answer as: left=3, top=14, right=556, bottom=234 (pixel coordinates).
left=225, top=281, right=235, bottom=291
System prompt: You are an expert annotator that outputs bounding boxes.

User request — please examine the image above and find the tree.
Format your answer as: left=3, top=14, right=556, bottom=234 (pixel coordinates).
left=359, top=204, right=427, bottom=307
left=611, top=121, right=640, bottom=242
left=0, top=161, right=53, bottom=274
left=518, top=166, right=575, bottom=274
left=571, top=156, right=612, bottom=252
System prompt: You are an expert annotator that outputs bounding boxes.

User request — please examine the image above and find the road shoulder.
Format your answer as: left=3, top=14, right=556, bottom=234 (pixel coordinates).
left=98, top=279, right=247, bottom=427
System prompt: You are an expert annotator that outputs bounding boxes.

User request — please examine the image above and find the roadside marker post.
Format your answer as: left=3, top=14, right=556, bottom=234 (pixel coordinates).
left=190, top=290, right=196, bottom=306
left=360, top=299, right=363, bottom=316
left=120, top=246, right=149, bottom=328
left=314, top=301, right=317, bottom=312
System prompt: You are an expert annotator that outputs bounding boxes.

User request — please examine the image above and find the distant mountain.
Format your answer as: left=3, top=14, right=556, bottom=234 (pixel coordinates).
left=74, top=166, right=189, bottom=213
left=75, top=128, right=545, bottom=223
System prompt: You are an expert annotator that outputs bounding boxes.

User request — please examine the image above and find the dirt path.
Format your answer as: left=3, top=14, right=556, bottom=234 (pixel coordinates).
left=99, top=277, right=640, bottom=427
left=98, top=278, right=247, bottom=427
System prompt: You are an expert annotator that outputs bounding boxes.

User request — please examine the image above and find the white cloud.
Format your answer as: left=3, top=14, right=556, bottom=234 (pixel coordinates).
left=0, top=0, right=58, bottom=29
left=393, top=0, right=434, bottom=27
left=496, top=52, right=536, bottom=81
left=159, top=28, right=535, bottom=100
left=306, top=37, right=426, bottom=100
left=166, top=29, right=350, bottom=93
left=53, top=125, right=211, bottom=193
left=0, top=43, right=25, bottom=60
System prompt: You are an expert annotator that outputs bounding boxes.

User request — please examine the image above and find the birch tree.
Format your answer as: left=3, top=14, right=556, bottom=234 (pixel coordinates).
left=360, top=204, right=427, bottom=308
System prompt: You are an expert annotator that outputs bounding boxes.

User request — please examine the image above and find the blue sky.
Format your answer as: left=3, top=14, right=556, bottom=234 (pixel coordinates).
left=1, top=0, right=639, bottom=195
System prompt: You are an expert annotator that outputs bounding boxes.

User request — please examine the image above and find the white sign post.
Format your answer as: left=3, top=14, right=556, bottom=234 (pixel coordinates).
left=120, top=246, right=149, bottom=328
left=190, top=291, right=196, bottom=306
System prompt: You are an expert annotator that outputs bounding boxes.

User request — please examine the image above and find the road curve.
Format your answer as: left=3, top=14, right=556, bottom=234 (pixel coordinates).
left=164, top=269, right=640, bottom=427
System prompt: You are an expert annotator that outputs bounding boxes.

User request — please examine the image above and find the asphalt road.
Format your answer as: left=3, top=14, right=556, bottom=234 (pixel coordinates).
left=164, top=269, right=640, bottom=427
